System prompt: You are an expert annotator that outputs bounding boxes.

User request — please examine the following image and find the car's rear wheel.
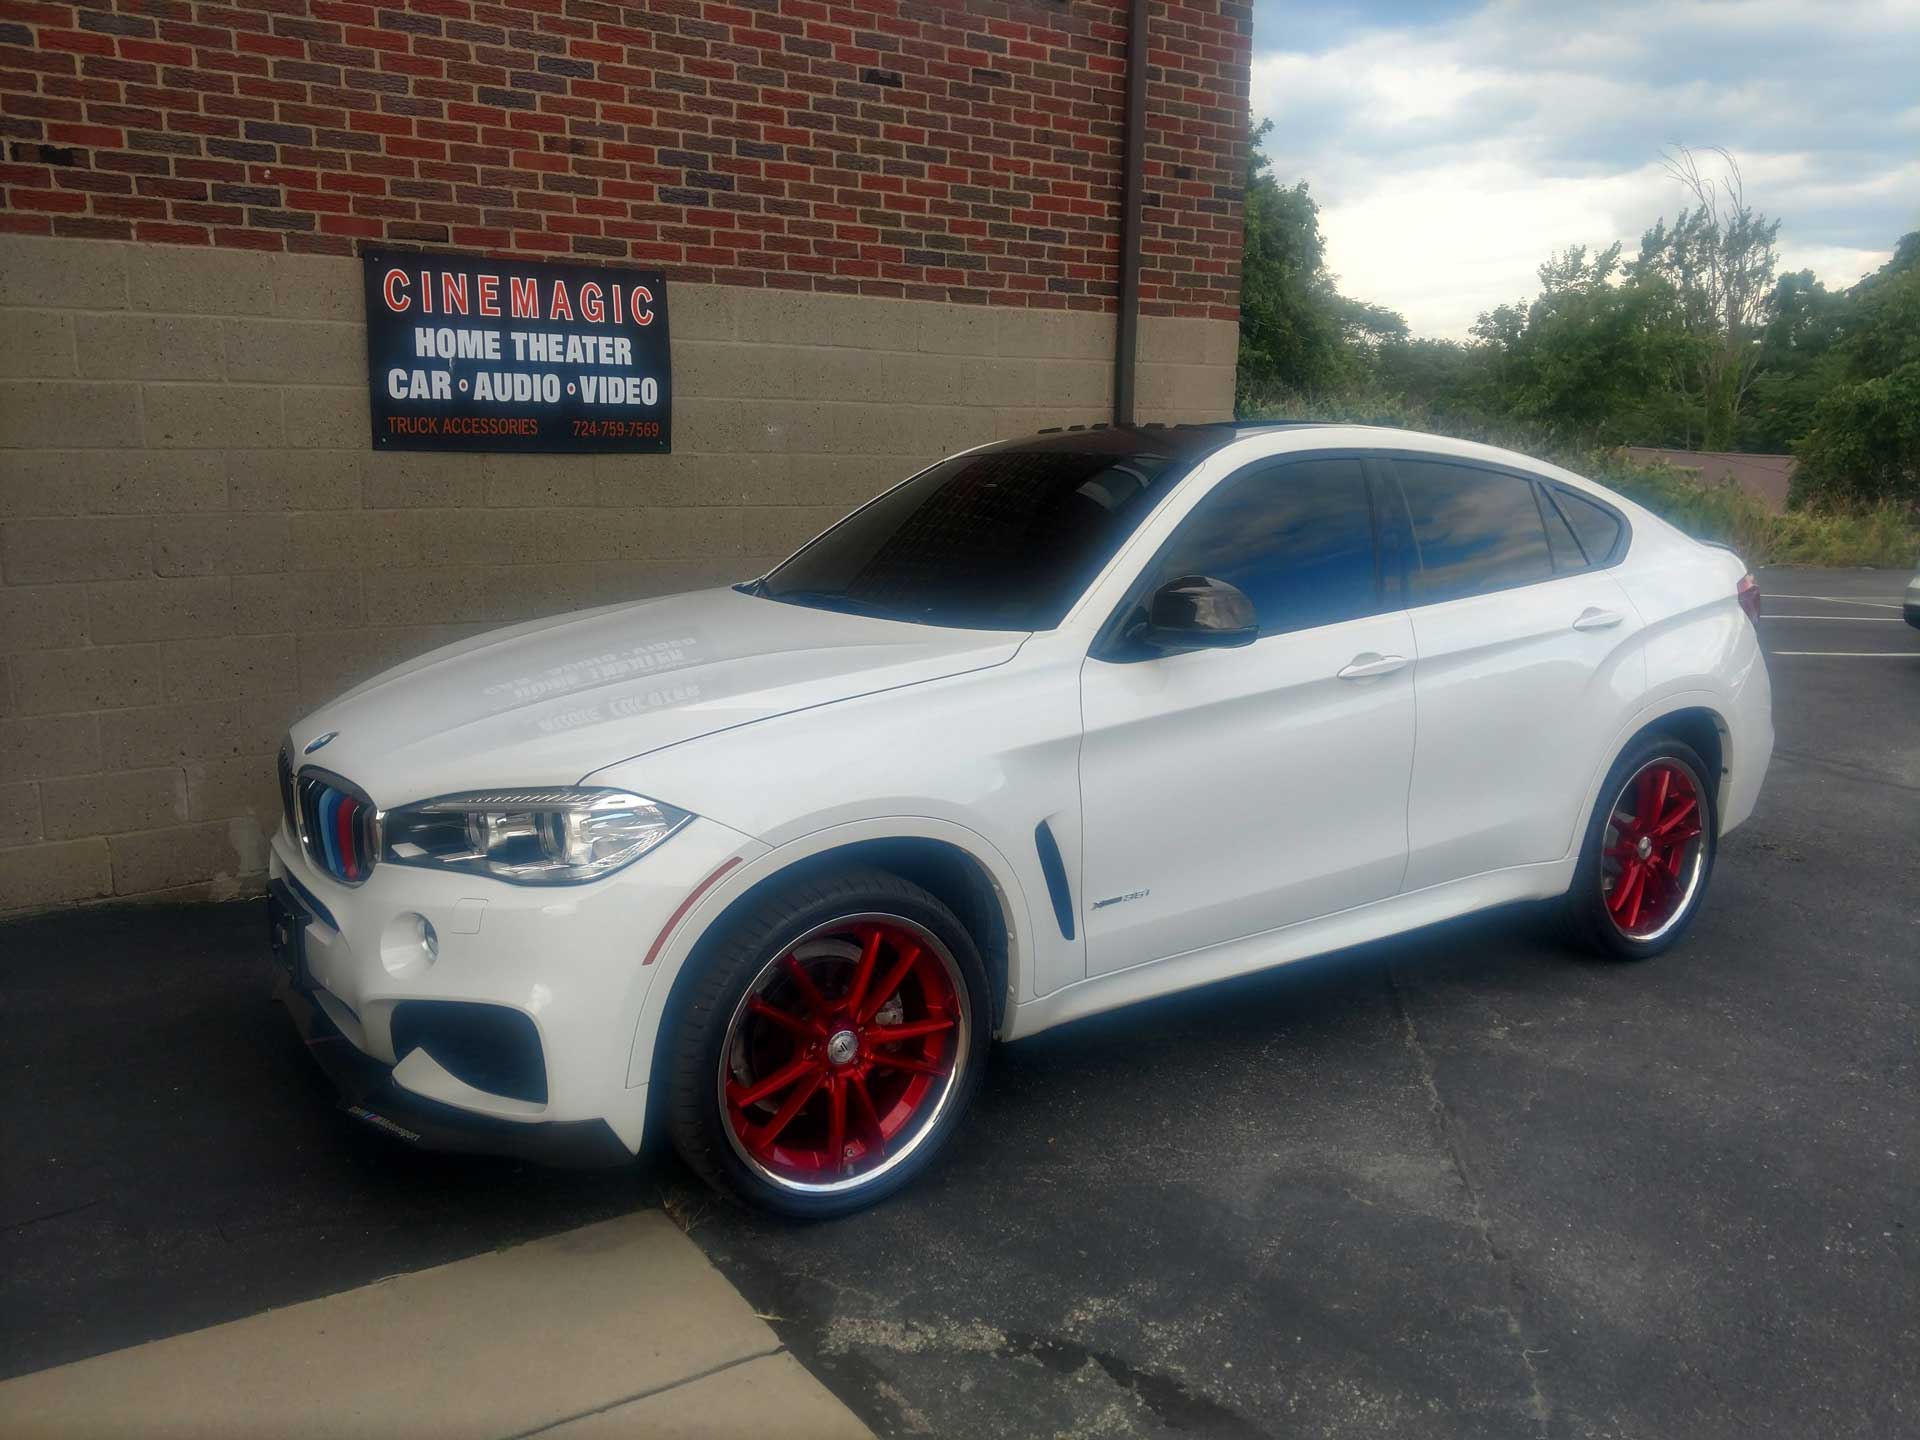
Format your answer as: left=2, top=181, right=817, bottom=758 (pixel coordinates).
left=1564, top=736, right=1718, bottom=960
left=664, top=865, right=990, bottom=1218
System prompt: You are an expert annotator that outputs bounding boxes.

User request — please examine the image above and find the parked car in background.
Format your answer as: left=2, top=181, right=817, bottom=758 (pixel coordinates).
left=267, top=423, right=1773, bottom=1216
left=1905, top=570, right=1919, bottom=628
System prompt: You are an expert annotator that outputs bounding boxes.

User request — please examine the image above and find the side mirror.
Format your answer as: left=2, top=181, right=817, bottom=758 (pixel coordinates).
left=1138, top=575, right=1258, bottom=652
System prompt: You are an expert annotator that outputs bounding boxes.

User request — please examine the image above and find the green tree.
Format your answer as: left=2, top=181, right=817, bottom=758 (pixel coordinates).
left=1739, top=269, right=1846, bottom=452
left=1629, top=147, right=1781, bottom=449
left=1468, top=244, right=1692, bottom=443
left=1229, top=130, right=1918, bottom=522
left=1791, top=234, right=1920, bottom=509
left=1235, top=118, right=1409, bottom=409
left=1368, top=336, right=1490, bottom=422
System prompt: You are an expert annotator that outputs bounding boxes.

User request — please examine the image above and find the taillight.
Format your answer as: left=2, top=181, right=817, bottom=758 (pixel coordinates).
left=1736, top=572, right=1761, bottom=624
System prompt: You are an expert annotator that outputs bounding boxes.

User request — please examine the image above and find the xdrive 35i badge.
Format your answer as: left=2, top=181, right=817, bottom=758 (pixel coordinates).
left=304, top=731, right=338, bottom=754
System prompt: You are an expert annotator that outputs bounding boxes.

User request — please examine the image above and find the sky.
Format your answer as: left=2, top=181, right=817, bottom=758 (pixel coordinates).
left=1248, top=0, right=1920, bottom=338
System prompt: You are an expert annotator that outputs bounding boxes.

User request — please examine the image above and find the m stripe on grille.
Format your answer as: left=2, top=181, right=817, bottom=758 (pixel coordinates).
left=298, top=774, right=372, bottom=884
left=339, top=794, right=359, bottom=879
left=319, top=789, right=342, bottom=875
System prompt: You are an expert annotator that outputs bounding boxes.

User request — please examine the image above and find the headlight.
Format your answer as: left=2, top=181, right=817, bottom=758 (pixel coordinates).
left=382, top=789, right=691, bottom=885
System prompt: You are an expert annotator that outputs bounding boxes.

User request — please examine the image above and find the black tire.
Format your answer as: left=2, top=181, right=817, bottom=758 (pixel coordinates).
left=1562, top=735, right=1719, bottom=961
left=663, top=864, right=991, bottom=1218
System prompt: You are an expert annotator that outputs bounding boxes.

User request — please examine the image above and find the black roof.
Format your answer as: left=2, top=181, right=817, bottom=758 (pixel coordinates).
left=979, top=420, right=1327, bottom=463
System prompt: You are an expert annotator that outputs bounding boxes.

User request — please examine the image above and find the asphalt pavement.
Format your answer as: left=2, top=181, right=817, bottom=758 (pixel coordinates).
left=3, top=566, right=1914, bottom=1438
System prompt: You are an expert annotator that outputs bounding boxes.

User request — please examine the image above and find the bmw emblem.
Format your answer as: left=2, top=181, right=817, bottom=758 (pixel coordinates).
left=304, top=731, right=339, bottom=755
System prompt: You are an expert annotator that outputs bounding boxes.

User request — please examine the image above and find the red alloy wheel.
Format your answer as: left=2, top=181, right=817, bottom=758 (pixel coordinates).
left=719, top=916, right=968, bottom=1192
left=1601, top=758, right=1707, bottom=940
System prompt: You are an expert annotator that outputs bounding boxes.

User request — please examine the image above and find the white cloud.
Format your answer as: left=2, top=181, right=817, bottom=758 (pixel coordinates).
left=1250, top=0, right=1920, bottom=337
left=1776, top=241, right=1900, bottom=292
left=1316, top=161, right=1672, bottom=338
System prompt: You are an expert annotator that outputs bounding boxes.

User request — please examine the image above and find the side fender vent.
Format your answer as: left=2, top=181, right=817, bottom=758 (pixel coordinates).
left=1034, top=820, right=1075, bottom=941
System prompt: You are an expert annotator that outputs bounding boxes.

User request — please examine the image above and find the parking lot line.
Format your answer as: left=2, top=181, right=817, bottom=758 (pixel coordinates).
left=1760, top=615, right=1905, bottom=622
left=1761, top=594, right=1903, bottom=609
left=1767, top=651, right=1920, bottom=658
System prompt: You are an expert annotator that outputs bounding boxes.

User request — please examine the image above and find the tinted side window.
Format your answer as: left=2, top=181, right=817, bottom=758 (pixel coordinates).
left=1147, top=457, right=1377, bottom=637
left=1551, top=487, right=1624, bottom=564
left=1394, top=459, right=1554, bottom=604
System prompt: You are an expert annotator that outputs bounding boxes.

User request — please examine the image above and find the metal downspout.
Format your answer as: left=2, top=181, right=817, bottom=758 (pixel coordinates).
left=1113, top=0, right=1148, bottom=425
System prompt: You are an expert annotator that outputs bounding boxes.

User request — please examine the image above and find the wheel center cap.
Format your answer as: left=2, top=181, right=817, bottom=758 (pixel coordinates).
left=826, top=1029, right=860, bottom=1066
left=1636, top=835, right=1654, bottom=860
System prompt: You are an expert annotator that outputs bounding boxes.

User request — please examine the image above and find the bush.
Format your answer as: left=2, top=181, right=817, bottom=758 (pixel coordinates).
left=1242, top=393, right=1920, bottom=569
left=1790, top=363, right=1920, bottom=510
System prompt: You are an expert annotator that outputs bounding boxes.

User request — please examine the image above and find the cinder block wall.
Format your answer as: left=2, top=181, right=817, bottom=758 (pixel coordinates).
left=0, top=234, right=1237, bottom=909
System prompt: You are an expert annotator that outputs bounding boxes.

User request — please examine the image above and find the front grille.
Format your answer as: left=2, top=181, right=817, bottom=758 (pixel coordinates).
left=296, top=771, right=377, bottom=885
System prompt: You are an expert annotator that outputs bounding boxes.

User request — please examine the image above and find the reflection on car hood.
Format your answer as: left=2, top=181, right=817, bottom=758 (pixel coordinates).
left=289, top=587, right=1026, bottom=807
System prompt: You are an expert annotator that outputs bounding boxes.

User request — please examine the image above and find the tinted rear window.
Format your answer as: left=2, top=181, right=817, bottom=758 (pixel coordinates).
left=1552, top=487, right=1624, bottom=564
left=1394, top=459, right=1554, bottom=603
left=761, top=449, right=1187, bottom=629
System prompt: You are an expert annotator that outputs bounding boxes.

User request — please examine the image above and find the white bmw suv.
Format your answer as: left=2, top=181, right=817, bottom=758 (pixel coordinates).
left=268, top=423, right=1772, bottom=1216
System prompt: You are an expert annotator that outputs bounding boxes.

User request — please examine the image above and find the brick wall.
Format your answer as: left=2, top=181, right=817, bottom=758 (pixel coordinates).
left=0, top=233, right=1237, bottom=908
left=1, top=0, right=1247, bottom=318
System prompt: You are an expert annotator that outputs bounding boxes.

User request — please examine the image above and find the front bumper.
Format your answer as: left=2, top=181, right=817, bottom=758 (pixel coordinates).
left=266, top=813, right=759, bottom=1165
left=275, top=957, right=634, bottom=1167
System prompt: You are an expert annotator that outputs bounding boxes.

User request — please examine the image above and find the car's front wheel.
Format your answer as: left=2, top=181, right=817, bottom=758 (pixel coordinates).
left=1564, top=736, right=1719, bottom=960
left=663, top=865, right=990, bottom=1218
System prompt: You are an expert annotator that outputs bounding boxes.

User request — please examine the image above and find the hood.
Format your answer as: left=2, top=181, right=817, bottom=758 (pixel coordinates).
left=289, top=587, right=1026, bottom=808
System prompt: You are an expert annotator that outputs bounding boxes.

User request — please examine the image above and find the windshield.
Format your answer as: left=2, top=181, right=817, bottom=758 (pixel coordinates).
left=758, top=448, right=1190, bottom=630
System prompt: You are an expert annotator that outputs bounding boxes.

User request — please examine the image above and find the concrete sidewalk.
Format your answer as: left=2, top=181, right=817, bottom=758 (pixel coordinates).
left=0, top=1212, right=868, bottom=1439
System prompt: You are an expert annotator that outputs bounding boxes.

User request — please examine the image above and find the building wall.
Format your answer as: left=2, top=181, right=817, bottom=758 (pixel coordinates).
left=0, top=233, right=1236, bottom=908
left=1622, top=448, right=1794, bottom=515
left=0, top=0, right=1244, bottom=317
left=0, top=0, right=1249, bottom=908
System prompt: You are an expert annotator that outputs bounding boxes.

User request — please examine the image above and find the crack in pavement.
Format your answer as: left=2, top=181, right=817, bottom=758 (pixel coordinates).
left=1, top=1199, right=103, bottom=1235
left=1004, top=1331, right=1273, bottom=1439
left=502, top=1344, right=788, bottom=1439
left=1387, top=963, right=1554, bottom=1438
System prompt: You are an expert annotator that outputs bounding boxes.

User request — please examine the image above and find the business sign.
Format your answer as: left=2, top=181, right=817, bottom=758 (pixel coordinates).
left=362, top=249, right=671, bottom=453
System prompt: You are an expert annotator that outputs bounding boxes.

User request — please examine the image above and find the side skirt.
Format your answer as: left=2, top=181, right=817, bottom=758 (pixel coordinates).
left=1001, top=859, right=1576, bottom=1042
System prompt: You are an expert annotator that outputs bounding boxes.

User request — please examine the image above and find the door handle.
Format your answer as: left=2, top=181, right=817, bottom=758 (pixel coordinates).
left=1572, top=607, right=1625, bottom=631
left=1337, top=652, right=1409, bottom=679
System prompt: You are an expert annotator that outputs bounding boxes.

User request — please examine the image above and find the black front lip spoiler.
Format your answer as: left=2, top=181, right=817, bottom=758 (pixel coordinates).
left=276, top=976, right=636, bottom=1170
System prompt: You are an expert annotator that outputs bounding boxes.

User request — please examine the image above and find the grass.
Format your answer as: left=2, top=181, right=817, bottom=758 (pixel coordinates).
left=1241, top=394, right=1920, bottom=569
left=1758, top=502, right=1920, bottom=569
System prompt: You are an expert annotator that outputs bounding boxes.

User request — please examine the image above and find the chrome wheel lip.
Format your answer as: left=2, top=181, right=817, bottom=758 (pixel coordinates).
left=1602, top=756, right=1710, bottom=943
left=717, top=911, right=971, bottom=1197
